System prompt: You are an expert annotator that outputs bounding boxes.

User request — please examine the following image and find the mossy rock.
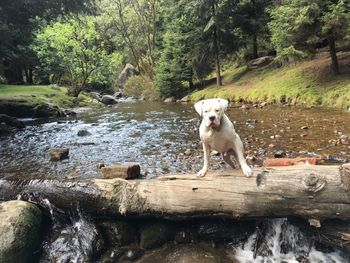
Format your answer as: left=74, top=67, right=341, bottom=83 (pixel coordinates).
left=0, top=200, right=43, bottom=263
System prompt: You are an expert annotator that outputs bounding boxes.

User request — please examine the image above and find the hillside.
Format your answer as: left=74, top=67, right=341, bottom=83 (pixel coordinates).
left=190, top=51, right=350, bottom=110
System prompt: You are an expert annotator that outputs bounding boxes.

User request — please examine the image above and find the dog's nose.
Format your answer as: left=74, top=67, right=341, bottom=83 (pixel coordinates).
left=209, top=116, right=216, bottom=121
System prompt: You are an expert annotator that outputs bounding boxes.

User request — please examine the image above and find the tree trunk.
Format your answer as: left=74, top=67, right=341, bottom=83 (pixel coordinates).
left=328, top=36, right=339, bottom=74
left=188, top=78, right=194, bottom=90
left=28, top=67, right=33, bottom=84
left=1, top=164, right=350, bottom=220
left=252, top=33, right=258, bottom=59
left=3, top=62, right=24, bottom=84
left=211, top=1, right=222, bottom=86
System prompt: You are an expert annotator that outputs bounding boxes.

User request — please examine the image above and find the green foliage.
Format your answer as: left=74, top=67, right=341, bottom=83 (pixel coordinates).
left=124, top=75, right=159, bottom=100
left=33, top=16, right=123, bottom=96
left=0, top=0, right=94, bottom=84
left=274, top=46, right=308, bottom=65
left=269, top=0, right=350, bottom=71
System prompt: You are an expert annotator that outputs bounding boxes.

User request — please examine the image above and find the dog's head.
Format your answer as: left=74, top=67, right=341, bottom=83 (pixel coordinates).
left=194, top=98, right=228, bottom=128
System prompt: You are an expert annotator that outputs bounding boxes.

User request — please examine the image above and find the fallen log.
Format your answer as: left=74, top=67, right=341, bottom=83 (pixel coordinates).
left=0, top=163, right=350, bottom=220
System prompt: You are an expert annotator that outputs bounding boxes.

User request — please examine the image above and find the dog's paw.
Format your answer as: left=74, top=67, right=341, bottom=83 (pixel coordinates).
left=197, top=169, right=207, bottom=177
left=242, top=165, right=253, bottom=177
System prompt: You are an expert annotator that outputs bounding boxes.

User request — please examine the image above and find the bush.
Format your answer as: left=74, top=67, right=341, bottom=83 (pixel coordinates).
left=274, top=46, right=308, bottom=66
left=124, top=75, right=160, bottom=101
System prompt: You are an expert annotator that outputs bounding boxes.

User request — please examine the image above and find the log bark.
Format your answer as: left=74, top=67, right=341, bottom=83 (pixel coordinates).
left=0, top=164, right=350, bottom=220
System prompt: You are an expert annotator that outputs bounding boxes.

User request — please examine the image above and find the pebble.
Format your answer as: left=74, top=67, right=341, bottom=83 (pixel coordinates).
left=184, top=149, right=192, bottom=156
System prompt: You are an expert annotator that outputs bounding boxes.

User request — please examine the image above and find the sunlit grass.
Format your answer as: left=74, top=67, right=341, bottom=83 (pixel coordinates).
left=0, top=85, right=96, bottom=108
left=190, top=53, right=350, bottom=109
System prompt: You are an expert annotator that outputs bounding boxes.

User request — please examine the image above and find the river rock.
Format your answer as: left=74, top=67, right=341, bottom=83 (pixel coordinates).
left=164, top=97, right=175, bottom=103
left=0, top=114, right=25, bottom=128
left=274, top=150, right=286, bottom=158
left=49, top=148, right=69, bottom=161
left=77, top=129, right=91, bottom=137
left=140, top=222, right=175, bottom=249
left=113, top=91, right=123, bottom=98
left=0, top=200, right=43, bottom=263
left=99, top=221, right=137, bottom=246
left=101, top=95, right=118, bottom=105
left=33, top=103, right=64, bottom=118
left=90, top=92, right=101, bottom=100
left=100, top=163, right=141, bottom=179
left=180, top=96, right=189, bottom=102
left=197, top=220, right=255, bottom=244
left=0, top=123, right=12, bottom=135
left=137, top=244, right=232, bottom=263
left=115, top=63, right=139, bottom=91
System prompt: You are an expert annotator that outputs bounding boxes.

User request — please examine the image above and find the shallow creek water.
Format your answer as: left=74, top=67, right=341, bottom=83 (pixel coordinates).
left=0, top=101, right=349, bottom=179
left=1, top=101, right=350, bottom=262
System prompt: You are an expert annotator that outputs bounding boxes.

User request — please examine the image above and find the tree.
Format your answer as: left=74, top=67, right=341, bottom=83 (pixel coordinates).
left=98, top=0, right=160, bottom=78
left=34, top=17, right=122, bottom=96
left=269, top=0, right=350, bottom=74
left=155, top=0, right=205, bottom=97
left=0, top=0, right=94, bottom=84
left=234, top=0, right=273, bottom=59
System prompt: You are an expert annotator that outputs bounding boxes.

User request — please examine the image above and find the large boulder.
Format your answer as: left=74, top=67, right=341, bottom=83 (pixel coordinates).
left=33, top=103, right=64, bottom=118
left=115, top=63, right=139, bottom=91
left=101, top=95, right=118, bottom=105
left=247, top=56, right=274, bottom=69
left=0, top=200, right=43, bottom=263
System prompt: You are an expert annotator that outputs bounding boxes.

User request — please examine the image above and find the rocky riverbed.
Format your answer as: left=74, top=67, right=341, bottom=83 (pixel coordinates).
left=0, top=101, right=349, bottom=180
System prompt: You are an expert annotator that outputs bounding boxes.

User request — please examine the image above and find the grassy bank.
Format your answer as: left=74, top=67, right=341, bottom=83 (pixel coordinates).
left=190, top=51, right=350, bottom=109
left=0, top=85, right=96, bottom=108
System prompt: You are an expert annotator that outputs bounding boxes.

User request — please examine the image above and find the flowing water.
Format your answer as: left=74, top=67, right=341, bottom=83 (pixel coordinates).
left=235, top=219, right=347, bottom=263
left=1, top=101, right=350, bottom=262
left=1, top=101, right=350, bottom=179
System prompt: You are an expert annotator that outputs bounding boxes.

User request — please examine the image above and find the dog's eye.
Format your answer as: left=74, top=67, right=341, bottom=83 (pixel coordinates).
left=204, top=110, right=208, bottom=113
left=215, top=109, right=220, bottom=112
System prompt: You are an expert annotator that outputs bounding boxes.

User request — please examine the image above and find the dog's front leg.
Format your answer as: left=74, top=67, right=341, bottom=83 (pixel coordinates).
left=233, top=136, right=253, bottom=177
left=197, top=142, right=210, bottom=177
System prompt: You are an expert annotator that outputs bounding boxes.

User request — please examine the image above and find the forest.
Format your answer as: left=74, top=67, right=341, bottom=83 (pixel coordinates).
left=0, top=0, right=349, bottom=101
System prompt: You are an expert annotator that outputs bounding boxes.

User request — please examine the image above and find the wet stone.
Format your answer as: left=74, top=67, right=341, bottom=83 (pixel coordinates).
left=77, top=129, right=91, bottom=136
left=49, top=148, right=69, bottom=161
left=100, top=163, right=141, bottom=179
left=0, top=201, right=43, bottom=263
left=137, top=244, right=233, bottom=263
left=274, top=150, right=286, bottom=158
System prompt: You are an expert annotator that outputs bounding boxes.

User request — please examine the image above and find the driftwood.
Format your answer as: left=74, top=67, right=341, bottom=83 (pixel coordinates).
left=0, top=163, right=349, bottom=221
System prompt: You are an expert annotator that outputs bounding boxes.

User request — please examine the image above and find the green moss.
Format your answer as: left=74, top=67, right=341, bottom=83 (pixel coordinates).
left=189, top=56, right=350, bottom=110
left=0, top=85, right=99, bottom=108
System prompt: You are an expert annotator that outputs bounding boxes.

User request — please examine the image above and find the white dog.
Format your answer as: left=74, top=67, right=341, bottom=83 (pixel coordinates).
left=194, top=98, right=253, bottom=177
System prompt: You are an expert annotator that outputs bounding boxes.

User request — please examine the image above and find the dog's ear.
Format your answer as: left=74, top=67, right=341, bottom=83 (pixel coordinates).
left=194, top=100, right=204, bottom=116
left=218, top=99, right=228, bottom=111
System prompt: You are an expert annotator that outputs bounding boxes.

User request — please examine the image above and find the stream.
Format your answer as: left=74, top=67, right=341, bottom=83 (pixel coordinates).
left=1, top=101, right=350, bottom=262
left=1, top=101, right=349, bottom=179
